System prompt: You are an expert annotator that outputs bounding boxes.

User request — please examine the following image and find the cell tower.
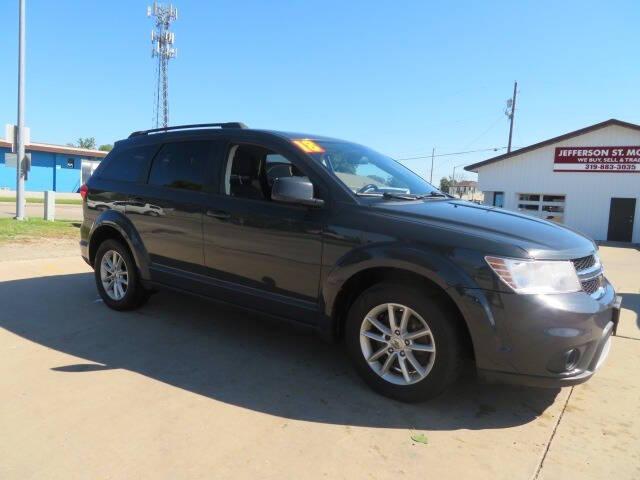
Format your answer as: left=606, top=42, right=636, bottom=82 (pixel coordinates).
left=148, top=2, right=178, bottom=128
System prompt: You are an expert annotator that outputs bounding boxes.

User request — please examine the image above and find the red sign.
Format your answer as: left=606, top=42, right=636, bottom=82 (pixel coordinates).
left=554, top=146, right=640, bottom=172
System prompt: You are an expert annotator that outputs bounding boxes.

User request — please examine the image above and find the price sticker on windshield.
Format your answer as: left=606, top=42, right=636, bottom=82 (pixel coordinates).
left=292, top=139, right=325, bottom=153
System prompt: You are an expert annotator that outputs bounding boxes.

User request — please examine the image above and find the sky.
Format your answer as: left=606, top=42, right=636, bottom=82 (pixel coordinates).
left=0, top=0, right=639, bottom=184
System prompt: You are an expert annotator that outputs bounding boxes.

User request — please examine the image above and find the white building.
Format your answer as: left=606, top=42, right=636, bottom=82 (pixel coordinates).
left=448, top=180, right=483, bottom=202
left=465, top=119, right=640, bottom=243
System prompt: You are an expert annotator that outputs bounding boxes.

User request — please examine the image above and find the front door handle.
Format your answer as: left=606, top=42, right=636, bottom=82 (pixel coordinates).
left=206, top=210, right=231, bottom=220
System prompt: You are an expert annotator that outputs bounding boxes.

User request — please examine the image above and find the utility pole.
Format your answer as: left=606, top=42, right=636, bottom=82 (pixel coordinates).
left=506, top=80, right=517, bottom=153
left=451, top=164, right=457, bottom=195
left=451, top=163, right=467, bottom=197
left=15, top=0, right=26, bottom=220
left=429, top=147, right=435, bottom=183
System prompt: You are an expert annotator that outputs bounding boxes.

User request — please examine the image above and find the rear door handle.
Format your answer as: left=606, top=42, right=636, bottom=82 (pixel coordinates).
left=206, top=210, right=231, bottom=220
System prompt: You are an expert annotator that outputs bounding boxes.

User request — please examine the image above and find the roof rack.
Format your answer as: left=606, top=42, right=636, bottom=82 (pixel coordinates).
left=129, top=122, right=248, bottom=138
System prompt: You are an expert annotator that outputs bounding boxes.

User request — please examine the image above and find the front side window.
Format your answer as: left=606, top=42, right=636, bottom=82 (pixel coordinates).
left=148, top=141, right=210, bottom=191
left=224, top=144, right=309, bottom=200
left=300, top=140, right=439, bottom=197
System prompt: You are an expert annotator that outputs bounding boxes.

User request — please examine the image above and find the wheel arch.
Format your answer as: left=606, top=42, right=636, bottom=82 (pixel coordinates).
left=88, top=211, right=151, bottom=281
left=319, top=246, right=480, bottom=360
left=329, top=267, right=474, bottom=358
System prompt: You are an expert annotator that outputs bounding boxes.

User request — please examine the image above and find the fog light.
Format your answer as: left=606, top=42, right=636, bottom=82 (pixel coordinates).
left=564, top=348, right=580, bottom=371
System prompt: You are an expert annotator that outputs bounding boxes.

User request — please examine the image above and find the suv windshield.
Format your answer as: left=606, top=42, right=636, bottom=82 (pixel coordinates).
left=306, top=140, right=440, bottom=197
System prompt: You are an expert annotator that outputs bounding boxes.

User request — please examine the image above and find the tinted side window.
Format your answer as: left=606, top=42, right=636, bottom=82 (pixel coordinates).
left=148, top=141, right=211, bottom=191
left=98, top=145, right=156, bottom=183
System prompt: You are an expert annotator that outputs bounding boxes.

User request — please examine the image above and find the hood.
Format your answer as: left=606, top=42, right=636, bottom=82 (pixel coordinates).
left=372, top=199, right=596, bottom=259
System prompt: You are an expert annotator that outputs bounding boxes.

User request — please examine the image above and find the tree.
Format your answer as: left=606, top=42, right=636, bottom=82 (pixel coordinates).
left=99, top=144, right=113, bottom=152
left=74, top=137, right=97, bottom=150
left=439, top=176, right=454, bottom=192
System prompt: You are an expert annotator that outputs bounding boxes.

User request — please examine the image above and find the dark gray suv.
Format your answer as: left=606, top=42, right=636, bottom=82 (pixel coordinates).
left=80, top=122, right=620, bottom=402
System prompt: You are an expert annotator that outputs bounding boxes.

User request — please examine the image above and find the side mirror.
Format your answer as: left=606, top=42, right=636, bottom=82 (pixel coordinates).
left=271, top=176, right=324, bottom=207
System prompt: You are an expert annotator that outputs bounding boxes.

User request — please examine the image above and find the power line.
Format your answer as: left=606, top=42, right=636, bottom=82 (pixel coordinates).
left=462, top=114, right=504, bottom=150
left=396, top=146, right=508, bottom=161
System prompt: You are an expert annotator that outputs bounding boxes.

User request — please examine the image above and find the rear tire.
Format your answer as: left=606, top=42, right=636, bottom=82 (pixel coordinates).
left=345, top=283, right=463, bottom=402
left=94, top=239, right=149, bottom=311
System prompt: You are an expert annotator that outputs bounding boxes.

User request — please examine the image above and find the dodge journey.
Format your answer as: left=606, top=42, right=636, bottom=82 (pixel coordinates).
left=80, top=122, right=620, bottom=401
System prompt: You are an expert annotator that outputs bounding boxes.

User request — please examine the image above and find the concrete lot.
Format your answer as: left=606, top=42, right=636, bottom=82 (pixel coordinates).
left=0, top=241, right=638, bottom=479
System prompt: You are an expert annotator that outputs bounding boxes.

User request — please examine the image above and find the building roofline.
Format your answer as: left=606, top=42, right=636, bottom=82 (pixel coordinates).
left=0, top=140, right=108, bottom=158
left=28, top=142, right=108, bottom=157
left=464, top=118, right=640, bottom=172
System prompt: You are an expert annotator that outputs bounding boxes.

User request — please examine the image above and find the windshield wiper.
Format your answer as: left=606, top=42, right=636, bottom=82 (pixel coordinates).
left=381, top=192, right=425, bottom=201
left=355, top=191, right=449, bottom=200
left=380, top=191, right=449, bottom=201
left=422, top=191, right=449, bottom=198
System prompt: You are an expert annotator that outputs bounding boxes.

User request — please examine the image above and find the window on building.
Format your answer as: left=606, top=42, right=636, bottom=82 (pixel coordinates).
left=148, top=141, right=211, bottom=191
left=98, top=145, right=158, bottom=183
left=519, top=194, right=540, bottom=202
left=518, top=193, right=566, bottom=223
left=493, top=192, right=504, bottom=208
left=519, top=204, right=539, bottom=211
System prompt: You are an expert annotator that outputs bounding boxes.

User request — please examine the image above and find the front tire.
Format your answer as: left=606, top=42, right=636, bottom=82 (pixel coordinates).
left=345, top=283, right=463, bottom=402
left=94, top=239, right=149, bottom=310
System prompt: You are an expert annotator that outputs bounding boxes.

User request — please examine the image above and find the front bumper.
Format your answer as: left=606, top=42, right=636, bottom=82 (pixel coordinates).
left=479, top=316, right=615, bottom=387
left=461, top=280, right=620, bottom=388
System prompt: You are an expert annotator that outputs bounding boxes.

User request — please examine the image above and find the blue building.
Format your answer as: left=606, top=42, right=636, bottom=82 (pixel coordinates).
left=0, top=138, right=106, bottom=192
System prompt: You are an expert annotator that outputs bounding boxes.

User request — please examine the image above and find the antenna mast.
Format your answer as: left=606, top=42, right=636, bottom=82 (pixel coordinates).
left=148, top=2, right=178, bottom=128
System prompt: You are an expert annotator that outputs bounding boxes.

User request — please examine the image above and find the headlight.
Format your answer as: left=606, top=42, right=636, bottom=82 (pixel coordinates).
left=485, top=256, right=581, bottom=294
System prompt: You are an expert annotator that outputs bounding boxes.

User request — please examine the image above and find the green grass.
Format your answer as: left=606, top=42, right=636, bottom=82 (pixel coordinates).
left=0, top=197, right=82, bottom=205
left=0, top=218, right=80, bottom=242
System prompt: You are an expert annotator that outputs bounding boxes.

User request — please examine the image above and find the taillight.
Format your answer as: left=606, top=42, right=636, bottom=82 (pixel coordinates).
left=79, top=184, right=89, bottom=201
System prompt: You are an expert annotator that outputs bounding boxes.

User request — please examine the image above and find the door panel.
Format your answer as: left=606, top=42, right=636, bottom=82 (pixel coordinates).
left=203, top=196, right=324, bottom=303
left=202, top=141, right=325, bottom=318
left=607, top=198, right=636, bottom=242
left=125, top=139, right=223, bottom=282
left=126, top=186, right=206, bottom=272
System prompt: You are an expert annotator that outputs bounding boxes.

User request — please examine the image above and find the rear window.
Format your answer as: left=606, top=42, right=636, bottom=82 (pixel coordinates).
left=97, top=145, right=157, bottom=183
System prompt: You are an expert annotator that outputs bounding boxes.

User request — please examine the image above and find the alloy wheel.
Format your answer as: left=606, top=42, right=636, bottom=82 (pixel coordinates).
left=100, top=250, right=128, bottom=301
left=359, top=303, right=436, bottom=385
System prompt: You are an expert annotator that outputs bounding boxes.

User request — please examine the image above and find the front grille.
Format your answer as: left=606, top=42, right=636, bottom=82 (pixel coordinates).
left=571, top=254, right=604, bottom=296
left=581, top=276, right=602, bottom=295
left=572, top=255, right=596, bottom=272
